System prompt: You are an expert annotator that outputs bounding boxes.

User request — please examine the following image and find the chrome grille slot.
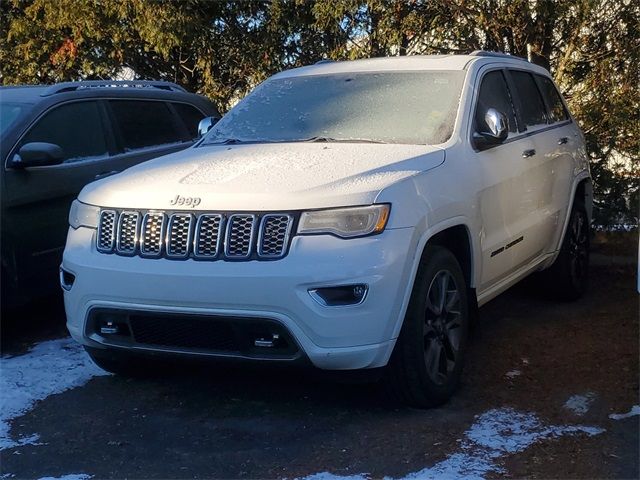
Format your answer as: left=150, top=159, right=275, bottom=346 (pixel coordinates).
left=98, top=209, right=294, bottom=261
left=194, top=214, right=223, bottom=258
left=97, top=210, right=117, bottom=253
left=166, top=213, right=193, bottom=258
left=140, top=213, right=166, bottom=257
left=225, top=214, right=256, bottom=258
left=116, top=212, right=140, bottom=255
left=258, top=214, right=293, bottom=258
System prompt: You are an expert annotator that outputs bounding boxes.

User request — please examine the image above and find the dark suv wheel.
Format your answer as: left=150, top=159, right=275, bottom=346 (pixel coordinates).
left=544, top=201, right=590, bottom=300
left=385, top=245, right=470, bottom=408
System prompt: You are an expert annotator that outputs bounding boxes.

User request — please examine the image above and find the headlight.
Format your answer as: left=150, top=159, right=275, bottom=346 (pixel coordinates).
left=298, top=204, right=390, bottom=238
left=68, top=200, right=100, bottom=229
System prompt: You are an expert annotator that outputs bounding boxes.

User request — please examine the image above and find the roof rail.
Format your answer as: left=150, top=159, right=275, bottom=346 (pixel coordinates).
left=40, top=80, right=186, bottom=97
left=314, top=59, right=335, bottom=65
left=470, top=50, right=528, bottom=62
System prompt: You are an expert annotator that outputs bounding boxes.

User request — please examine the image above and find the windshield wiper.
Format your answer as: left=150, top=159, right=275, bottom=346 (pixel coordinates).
left=203, top=136, right=388, bottom=146
left=300, top=136, right=387, bottom=144
left=204, top=138, right=248, bottom=145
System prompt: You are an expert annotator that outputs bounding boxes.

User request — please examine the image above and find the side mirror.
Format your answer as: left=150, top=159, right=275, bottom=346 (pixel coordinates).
left=13, top=142, right=65, bottom=168
left=197, top=116, right=220, bottom=138
left=473, top=108, right=508, bottom=150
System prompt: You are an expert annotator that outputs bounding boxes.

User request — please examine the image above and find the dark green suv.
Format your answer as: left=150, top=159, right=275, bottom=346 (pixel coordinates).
left=0, top=81, right=219, bottom=308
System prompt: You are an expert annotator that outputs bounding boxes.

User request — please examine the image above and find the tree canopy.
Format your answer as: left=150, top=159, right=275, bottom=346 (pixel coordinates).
left=1, top=0, right=637, bottom=227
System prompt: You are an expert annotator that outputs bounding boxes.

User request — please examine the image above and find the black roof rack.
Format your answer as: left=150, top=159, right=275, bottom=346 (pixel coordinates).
left=470, top=50, right=528, bottom=62
left=40, top=80, right=186, bottom=97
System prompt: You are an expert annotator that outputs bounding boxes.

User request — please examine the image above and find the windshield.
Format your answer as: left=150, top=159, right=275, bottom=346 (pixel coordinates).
left=0, top=102, right=28, bottom=135
left=202, top=71, right=465, bottom=145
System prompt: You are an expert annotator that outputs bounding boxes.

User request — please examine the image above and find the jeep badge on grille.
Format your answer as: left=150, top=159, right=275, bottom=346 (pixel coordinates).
left=170, top=195, right=201, bottom=207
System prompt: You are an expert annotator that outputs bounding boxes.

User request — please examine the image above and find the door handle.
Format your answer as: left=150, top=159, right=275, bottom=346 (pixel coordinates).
left=522, top=149, right=536, bottom=158
left=94, top=170, right=119, bottom=180
left=558, top=137, right=569, bottom=145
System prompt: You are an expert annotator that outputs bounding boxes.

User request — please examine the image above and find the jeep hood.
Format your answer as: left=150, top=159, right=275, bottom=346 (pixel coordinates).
left=79, top=143, right=444, bottom=211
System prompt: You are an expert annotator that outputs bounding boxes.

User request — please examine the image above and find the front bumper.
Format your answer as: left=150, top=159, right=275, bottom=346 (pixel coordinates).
left=62, top=226, right=417, bottom=369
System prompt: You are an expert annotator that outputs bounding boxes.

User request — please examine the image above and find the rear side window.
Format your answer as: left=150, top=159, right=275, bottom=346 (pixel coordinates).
left=109, top=100, right=184, bottom=151
left=21, top=101, right=108, bottom=163
left=510, top=71, right=548, bottom=128
left=172, top=103, right=205, bottom=139
left=475, top=70, right=518, bottom=134
left=536, top=75, right=569, bottom=123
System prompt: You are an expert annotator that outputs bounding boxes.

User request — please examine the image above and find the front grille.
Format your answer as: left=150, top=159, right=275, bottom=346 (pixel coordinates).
left=259, top=214, right=293, bottom=258
left=96, top=209, right=294, bottom=261
left=86, top=309, right=301, bottom=359
left=116, top=212, right=140, bottom=255
left=130, top=315, right=238, bottom=351
left=166, top=214, right=193, bottom=258
left=194, top=214, right=223, bottom=258
left=140, top=213, right=165, bottom=256
left=225, top=214, right=256, bottom=258
left=97, top=210, right=117, bottom=252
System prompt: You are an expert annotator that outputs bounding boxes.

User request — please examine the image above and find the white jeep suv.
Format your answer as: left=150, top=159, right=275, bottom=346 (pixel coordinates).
left=62, top=52, right=592, bottom=407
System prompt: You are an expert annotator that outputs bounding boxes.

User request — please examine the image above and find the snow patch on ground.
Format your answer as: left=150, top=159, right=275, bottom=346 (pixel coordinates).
left=38, top=475, right=92, bottom=480
left=0, top=337, right=108, bottom=450
left=563, top=393, right=597, bottom=416
left=609, top=405, right=640, bottom=420
left=302, top=474, right=367, bottom=480
left=299, top=408, right=604, bottom=480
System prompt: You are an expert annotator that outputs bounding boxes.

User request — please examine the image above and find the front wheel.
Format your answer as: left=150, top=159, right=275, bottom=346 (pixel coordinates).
left=385, top=245, right=470, bottom=408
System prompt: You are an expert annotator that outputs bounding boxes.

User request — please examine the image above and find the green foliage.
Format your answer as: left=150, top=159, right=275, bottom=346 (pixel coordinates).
left=1, top=0, right=637, bottom=227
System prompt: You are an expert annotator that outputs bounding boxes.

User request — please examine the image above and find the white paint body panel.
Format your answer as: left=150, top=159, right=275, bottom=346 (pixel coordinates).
left=63, top=54, right=590, bottom=369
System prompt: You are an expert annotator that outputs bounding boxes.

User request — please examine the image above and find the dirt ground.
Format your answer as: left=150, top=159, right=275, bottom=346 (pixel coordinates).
left=1, top=259, right=638, bottom=479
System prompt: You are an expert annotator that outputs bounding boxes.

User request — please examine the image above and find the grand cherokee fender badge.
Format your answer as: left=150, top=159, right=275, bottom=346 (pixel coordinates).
left=169, top=195, right=201, bottom=208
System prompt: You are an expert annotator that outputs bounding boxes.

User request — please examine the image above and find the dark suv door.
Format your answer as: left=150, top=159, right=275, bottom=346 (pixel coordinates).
left=1, top=96, right=212, bottom=308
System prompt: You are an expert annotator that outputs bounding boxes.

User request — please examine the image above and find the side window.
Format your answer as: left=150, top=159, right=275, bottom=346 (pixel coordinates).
left=536, top=75, right=569, bottom=123
left=475, top=70, right=518, bottom=134
left=510, top=71, right=548, bottom=128
left=109, top=100, right=185, bottom=151
left=172, top=103, right=206, bottom=139
left=20, top=101, right=108, bottom=163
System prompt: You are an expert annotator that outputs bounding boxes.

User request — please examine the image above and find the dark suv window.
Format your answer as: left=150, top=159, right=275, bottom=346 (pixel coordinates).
left=510, top=70, right=548, bottom=128
left=172, top=103, right=205, bottom=139
left=536, top=75, right=569, bottom=123
left=475, top=70, right=518, bottom=134
left=21, top=101, right=108, bottom=163
left=109, top=100, right=184, bottom=151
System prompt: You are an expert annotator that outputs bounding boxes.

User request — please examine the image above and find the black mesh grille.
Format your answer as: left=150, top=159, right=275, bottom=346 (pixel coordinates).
left=166, top=214, right=193, bottom=258
left=116, top=212, right=140, bottom=254
left=194, top=214, right=222, bottom=258
left=129, top=315, right=238, bottom=352
left=87, top=309, right=300, bottom=358
left=140, top=213, right=165, bottom=256
left=97, top=210, right=117, bottom=252
left=225, top=215, right=255, bottom=257
left=259, top=215, right=292, bottom=257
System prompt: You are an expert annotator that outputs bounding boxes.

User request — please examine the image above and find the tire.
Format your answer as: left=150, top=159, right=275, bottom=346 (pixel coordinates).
left=85, top=346, right=159, bottom=378
left=544, top=201, right=590, bottom=301
left=385, top=245, right=470, bottom=408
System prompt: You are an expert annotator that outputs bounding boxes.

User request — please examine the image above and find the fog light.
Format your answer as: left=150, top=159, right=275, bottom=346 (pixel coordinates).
left=59, top=268, right=76, bottom=291
left=308, top=284, right=368, bottom=306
